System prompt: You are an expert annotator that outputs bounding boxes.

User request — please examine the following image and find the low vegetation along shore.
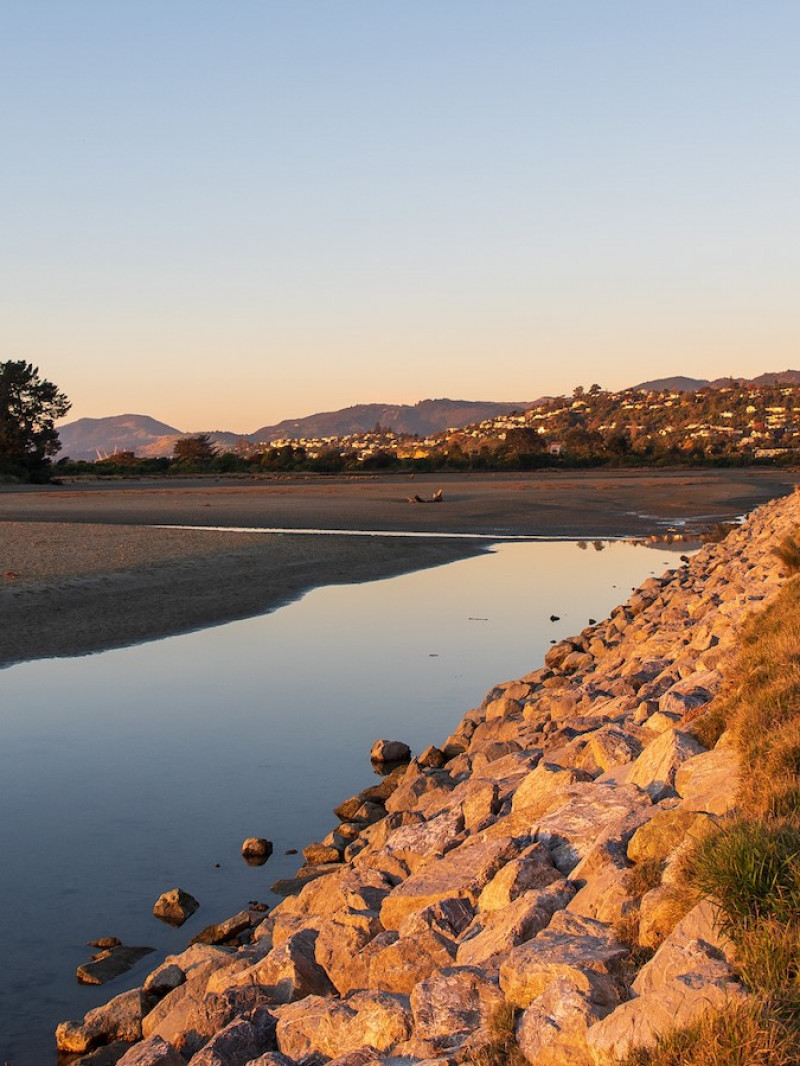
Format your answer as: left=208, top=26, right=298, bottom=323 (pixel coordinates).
left=52, top=488, right=800, bottom=1065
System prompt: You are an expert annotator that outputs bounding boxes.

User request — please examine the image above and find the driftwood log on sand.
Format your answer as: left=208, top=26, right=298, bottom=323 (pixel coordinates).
left=407, top=489, right=444, bottom=504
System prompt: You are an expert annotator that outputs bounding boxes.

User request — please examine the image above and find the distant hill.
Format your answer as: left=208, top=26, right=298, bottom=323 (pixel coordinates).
left=748, top=370, right=800, bottom=387
left=633, top=371, right=800, bottom=393
left=57, top=399, right=529, bottom=460
left=250, top=398, right=529, bottom=443
left=58, top=414, right=183, bottom=460
left=632, top=376, right=710, bottom=393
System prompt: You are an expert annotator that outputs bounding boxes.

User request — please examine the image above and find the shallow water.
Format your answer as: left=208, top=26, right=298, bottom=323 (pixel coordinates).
left=0, top=538, right=691, bottom=1063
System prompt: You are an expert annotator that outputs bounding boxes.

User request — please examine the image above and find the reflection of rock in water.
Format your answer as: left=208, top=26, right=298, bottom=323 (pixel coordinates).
left=592, top=540, right=605, bottom=551
left=577, top=541, right=588, bottom=550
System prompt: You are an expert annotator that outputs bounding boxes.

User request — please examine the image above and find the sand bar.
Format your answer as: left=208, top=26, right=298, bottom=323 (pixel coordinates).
left=1, top=469, right=796, bottom=667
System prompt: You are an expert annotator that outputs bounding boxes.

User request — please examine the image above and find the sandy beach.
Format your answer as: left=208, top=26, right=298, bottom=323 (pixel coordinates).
left=1, top=468, right=796, bottom=667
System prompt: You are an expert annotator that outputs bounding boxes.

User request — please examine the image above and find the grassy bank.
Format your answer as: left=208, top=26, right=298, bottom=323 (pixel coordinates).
left=619, top=566, right=800, bottom=1065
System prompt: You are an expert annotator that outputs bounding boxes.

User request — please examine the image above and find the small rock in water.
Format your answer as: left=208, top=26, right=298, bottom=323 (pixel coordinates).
left=241, top=837, right=274, bottom=866
left=285, top=848, right=298, bottom=855
left=370, top=739, right=411, bottom=764
left=549, top=614, right=560, bottom=622
left=87, top=936, right=121, bottom=949
left=152, top=887, right=199, bottom=927
left=77, top=943, right=154, bottom=985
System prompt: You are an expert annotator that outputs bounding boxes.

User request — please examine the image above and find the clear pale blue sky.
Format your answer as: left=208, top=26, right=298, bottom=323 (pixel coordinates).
left=2, top=2, right=798, bottom=431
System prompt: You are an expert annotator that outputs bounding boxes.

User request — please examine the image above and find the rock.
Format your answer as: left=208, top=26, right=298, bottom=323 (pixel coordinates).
left=499, top=911, right=629, bottom=1009
left=511, top=763, right=593, bottom=818
left=370, top=739, right=411, bottom=763
left=533, top=781, right=652, bottom=875
left=627, top=808, right=715, bottom=864
left=579, top=726, right=643, bottom=776
left=143, top=963, right=185, bottom=1000
left=89, top=937, right=123, bottom=949
left=380, top=836, right=519, bottom=930
left=242, top=838, right=273, bottom=865
left=659, top=671, right=721, bottom=718
left=419, top=745, right=447, bottom=768
left=275, top=990, right=412, bottom=1060
left=246, top=1055, right=296, bottom=1066
left=586, top=919, right=746, bottom=1063
left=56, top=1020, right=99, bottom=1055
left=57, top=990, right=144, bottom=1054
left=567, top=863, right=639, bottom=926
left=186, top=1016, right=271, bottom=1065
left=302, top=841, right=343, bottom=864
left=360, top=807, right=465, bottom=879
left=368, top=926, right=456, bottom=993
left=410, top=966, right=505, bottom=1052
left=222, top=928, right=335, bottom=1002
left=485, top=696, right=523, bottom=720
left=314, top=910, right=384, bottom=995
left=117, top=1036, right=185, bottom=1065
left=626, top=729, right=706, bottom=801
left=270, top=864, right=340, bottom=896
left=674, top=744, right=740, bottom=815
left=458, top=881, right=575, bottom=966
left=77, top=945, right=155, bottom=985
left=152, top=888, right=199, bottom=927
left=478, top=844, right=563, bottom=912
left=72, top=1043, right=136, bottom=1065
left=517, top=970, right=620, bottom=1066
left=190, top=910, right=251, bottom=946
left=144, top=985, right=275, bottom=1057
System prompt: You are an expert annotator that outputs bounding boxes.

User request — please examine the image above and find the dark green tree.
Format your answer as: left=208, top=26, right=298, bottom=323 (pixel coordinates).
left=172, top=433, right=218, bottom=468
left=0, top=360, right=71, bottom=479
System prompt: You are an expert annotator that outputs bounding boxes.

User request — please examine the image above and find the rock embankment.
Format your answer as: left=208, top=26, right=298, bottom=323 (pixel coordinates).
left=55, top=490, right=800, bottom=1065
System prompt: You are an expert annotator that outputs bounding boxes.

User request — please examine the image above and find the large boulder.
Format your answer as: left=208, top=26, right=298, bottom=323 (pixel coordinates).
left=410, top=966, right=505, bottom=1052
left=219, top=928, right=334, bottom=1002
left=533, top=782, right=652, bottom=875
left=457, top=881, right=575, bottom=966
left=275, top=991, right=412, bottom=1060
left=626, top=729, right=706, bottom=801
left=586, top=906, right=745, bottom=1063
left=674, top=743, right=740, bottom=815
left=117, top=1037, right=185, bottom=1065
left=185, top=1015, right=273, bottom=1065
left=56, top=989, right=144, bottom=1054
left=314, top=910, right=383, bottom=996
left=499, top=912, right=629, bottom=1009
left=478, top=844, right=562, bottom=912
left=380, top=836, right=519, bottom=930
left=517, top=970, right=621, bottom=1066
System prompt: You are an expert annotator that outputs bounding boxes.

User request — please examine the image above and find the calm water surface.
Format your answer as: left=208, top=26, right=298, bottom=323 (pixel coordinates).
left=0, top=539, right=690, bottom=1063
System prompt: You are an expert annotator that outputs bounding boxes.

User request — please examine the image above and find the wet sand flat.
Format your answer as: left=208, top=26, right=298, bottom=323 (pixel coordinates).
left=1, top=468, right=796, bottom=666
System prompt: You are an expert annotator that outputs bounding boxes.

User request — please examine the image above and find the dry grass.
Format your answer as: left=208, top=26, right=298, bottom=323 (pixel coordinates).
left=617, top=997, right=800, bottom=1066
left=772, top=532, right=800, bottom=575
left=472, top=1003, right=527, bottom=1066
left=624, top=858, right=665, bottom=898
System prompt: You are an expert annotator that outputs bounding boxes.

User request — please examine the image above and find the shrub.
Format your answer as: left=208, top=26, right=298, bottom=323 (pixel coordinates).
left=772, top=532, right=800, bottom=575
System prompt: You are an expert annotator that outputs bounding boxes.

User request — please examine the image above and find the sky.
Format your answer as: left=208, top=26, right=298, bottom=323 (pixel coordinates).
left=2, top=2, right=799, bottom=433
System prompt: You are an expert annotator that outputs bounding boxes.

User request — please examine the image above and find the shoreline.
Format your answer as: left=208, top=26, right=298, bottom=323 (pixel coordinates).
left=50, top=476, right=800, bottom=1064
left=2, top=469, right=797, bottom=667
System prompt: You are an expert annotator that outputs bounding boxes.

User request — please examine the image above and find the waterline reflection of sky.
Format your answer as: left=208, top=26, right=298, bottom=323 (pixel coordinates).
left=0, top=539, right=693, bottom=1065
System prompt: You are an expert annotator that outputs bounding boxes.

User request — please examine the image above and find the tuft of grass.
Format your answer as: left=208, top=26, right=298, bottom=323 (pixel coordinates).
left=624, top=859, right=665, bottom=898
left=734, top=918, right=800, bottom=997
left=473, top=1003, right=527, bottom=1066
left=772, top=532, right=800, bottom=575
left=616, top=996, right=800, bottom=1066
left=684, top=819, right=800, bottom=935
